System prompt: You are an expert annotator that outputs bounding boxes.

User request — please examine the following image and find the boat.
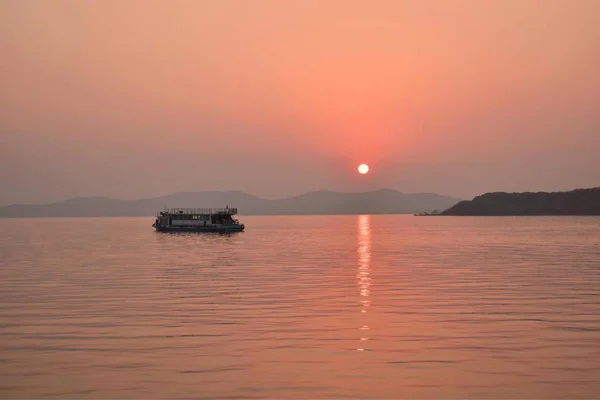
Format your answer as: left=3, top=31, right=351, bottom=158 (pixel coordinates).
left=152, top=206, right=245, bottom=233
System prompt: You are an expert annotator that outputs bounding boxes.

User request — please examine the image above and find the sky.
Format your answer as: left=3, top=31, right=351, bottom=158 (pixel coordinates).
left=1, top=0, right=599, bottom=205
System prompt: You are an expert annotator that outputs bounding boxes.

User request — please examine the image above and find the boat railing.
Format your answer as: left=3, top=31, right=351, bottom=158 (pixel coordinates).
left=159, top=207, right=238, bottom=215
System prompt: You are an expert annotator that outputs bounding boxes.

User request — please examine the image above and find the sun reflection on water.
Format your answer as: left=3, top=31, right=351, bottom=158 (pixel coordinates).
left=357, top=215, right=371, bottom=351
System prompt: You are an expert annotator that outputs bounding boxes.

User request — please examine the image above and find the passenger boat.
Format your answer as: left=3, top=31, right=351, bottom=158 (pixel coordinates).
left=152, top=207, right=245, bottom=233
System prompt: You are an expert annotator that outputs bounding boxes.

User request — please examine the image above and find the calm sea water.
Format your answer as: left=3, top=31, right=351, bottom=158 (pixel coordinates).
left=1, top=215, right=599, bottom=399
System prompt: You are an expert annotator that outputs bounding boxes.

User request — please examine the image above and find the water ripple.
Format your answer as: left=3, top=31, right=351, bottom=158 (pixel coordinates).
left=1, top=215, right=599, bottom=398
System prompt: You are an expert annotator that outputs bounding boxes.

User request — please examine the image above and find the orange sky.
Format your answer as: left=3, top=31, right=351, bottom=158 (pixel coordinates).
left=1, top=0, right=599, bottom=204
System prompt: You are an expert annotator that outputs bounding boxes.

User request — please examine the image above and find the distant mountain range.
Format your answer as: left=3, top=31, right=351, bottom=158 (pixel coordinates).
left=0, top=189, right=462, bottom=218
left=441, top=187, right=600, bottom=216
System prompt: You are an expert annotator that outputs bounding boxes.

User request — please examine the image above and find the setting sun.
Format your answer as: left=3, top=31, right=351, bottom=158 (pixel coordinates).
left=358, top=164, right=370, bottom=174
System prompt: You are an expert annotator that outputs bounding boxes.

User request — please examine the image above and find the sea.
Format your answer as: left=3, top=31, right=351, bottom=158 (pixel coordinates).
left=1, top=215, right=599, bottom=398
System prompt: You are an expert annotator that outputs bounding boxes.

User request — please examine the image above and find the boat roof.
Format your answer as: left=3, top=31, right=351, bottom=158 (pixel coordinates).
left=159, top=207, right=238, bottom=215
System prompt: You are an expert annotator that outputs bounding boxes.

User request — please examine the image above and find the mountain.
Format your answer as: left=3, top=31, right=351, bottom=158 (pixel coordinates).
left=0, top=189, right=461, bottom=218
left=440, top=187, right=600, bottom=216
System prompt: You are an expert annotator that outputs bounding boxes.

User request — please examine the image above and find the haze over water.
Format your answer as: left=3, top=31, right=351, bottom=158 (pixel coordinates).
left=1, top=215, right=599, bottom=398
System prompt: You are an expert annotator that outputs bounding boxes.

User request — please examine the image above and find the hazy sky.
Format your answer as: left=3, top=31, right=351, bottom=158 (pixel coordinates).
left=1, top=0, right=599, bottom=205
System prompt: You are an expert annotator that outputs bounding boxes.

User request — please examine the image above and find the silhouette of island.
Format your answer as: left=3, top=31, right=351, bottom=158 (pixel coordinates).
left=0, top=189, right=461, bottom=218
left=441, top=187, right=600, bottom=216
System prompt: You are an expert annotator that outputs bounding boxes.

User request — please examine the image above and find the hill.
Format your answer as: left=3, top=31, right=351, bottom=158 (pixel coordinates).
left=0, top=190, right=461, bottom=218
left=441, top=187, right=600, bottom=216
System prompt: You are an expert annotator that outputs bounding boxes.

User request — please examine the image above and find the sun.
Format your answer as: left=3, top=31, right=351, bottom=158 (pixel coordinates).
left=358, top=164, right=370, bottom=174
